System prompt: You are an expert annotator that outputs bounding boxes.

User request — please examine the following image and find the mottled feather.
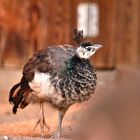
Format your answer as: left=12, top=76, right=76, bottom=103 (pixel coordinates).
left=9, top=45, right=76, bottom=113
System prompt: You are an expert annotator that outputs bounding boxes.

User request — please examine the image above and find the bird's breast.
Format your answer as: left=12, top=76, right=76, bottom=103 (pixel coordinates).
left=55, top=62, right=97, bottom=104
left=29, top=72, right=56, bottom=99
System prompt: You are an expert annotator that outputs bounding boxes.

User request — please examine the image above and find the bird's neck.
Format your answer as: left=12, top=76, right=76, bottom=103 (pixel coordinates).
left=60, top=55, right=91, bottom=77
left=59, top=55, right=91, bottom=77
left=66, top=55, right=90, bottom=70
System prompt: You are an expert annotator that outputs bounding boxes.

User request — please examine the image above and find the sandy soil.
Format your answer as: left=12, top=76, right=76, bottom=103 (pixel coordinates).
left=0, top=67, right=140, bottom=140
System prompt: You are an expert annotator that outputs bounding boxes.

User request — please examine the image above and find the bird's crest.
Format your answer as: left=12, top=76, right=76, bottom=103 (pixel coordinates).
left=73, top=28, right=83, bottom=46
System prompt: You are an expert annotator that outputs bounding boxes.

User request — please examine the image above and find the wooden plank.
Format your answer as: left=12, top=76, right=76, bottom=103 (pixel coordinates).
left=139, top=1, right=140, bottom=68
left=0, top=0, right=29, bottom=68
left=70, top=0, right=117, bottom=69
left=1, top=0, right=139, bottom=69
left=2, top=31, right=27, bottom=68
left=94, top=0, right=117, bottom=68
left=46, top=0, right=71, bottom=45
left=116, top=0, right=139, bottom=68
left=0, top=0, right=71, bottom=67
left=0, top=0, right=48, bottom=67
left=26, top=0, right=48, bottom=59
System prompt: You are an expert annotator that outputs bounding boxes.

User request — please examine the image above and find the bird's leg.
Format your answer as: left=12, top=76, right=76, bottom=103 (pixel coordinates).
left=52, top=108, right=68, bottom=138
left=57, top=110, right=65, bottom=138
left=34, top=102, right=50, bottom=137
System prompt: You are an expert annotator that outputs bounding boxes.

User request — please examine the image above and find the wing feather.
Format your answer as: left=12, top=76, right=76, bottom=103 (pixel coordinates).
left=9, top=45, right=76, bottom=113
left=23, top=45, right=76, bottom=81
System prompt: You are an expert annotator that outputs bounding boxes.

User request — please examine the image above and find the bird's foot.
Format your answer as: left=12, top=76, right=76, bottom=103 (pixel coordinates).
left=51, top=132, right=61, bottom=139
left=33, top=116, right=50, bottom=137
left=33, top=116, right=50, bottom=130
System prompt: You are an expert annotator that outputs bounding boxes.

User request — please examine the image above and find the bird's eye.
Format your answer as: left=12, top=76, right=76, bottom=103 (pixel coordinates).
left=86, top=47, right=91, bottom=51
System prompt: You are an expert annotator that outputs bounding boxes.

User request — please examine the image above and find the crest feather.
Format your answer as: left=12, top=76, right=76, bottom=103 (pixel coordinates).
left=73, top=28, right=83, bottom=45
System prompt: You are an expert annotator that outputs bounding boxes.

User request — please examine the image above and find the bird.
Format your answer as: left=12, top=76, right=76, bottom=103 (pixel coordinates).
left=9, top=29, right=102, bottom=138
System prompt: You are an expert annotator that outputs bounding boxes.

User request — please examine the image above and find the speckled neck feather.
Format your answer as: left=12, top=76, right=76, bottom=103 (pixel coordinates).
left=54, top=55, right=97, bottom=107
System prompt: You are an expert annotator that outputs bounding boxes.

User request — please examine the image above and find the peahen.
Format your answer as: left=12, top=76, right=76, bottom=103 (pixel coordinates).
left=9, top=29, right=102, bottom=138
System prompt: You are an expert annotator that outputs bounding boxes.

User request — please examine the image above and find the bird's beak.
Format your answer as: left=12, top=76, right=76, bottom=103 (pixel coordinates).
left=94, top=44, right=103, bottom=50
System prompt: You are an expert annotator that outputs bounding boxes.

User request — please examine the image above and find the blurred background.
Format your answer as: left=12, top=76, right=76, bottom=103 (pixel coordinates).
left=0, top=0, right=139, bottom=69
left=0, top=0, right=140, bottom=140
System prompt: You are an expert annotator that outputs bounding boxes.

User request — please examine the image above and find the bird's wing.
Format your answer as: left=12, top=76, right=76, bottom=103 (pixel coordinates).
left=9, top=45, right=76, bottom=113
left=23, top=45, right=76, bottom=81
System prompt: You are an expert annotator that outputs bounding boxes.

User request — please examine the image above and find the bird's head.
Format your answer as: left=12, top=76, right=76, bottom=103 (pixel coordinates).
left=73, top=29, right=102, bottom=59
left=76, top=42, right=102, bottom=59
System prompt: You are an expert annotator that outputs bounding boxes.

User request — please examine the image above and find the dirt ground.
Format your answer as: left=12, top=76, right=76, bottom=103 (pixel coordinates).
left=0, top=67, right=140, bottom=140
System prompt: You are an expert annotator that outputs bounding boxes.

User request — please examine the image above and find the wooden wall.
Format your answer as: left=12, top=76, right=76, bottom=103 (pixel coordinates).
left=70, top=0, right=117, bottom=68
left=46, top=1, right=71, bottom=45
left=0, top=0, right=139, bottom=69
left=116, top=0, right=140, bottom=68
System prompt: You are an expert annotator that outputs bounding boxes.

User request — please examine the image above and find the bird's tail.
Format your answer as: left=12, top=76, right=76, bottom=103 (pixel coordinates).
left=9, top=78, right=32, bottom=114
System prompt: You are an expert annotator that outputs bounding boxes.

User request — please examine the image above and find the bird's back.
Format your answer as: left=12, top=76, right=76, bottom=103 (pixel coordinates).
left=23, top=45, right=76, bottom=81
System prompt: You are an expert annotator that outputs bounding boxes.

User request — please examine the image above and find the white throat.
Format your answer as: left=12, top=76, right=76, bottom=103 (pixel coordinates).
left=76, top=46, right=95, bottom=59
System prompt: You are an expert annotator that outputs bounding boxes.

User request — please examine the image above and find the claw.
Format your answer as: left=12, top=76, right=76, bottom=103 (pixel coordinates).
left=43, top=117, right=50, bottom=130
left=33, top=116, right=50, bottom=131
left=51, top=132, right=60, bottom=139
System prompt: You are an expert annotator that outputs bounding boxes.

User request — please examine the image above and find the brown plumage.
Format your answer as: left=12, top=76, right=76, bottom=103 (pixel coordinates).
left=9, top=29, right=102, bottom=138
